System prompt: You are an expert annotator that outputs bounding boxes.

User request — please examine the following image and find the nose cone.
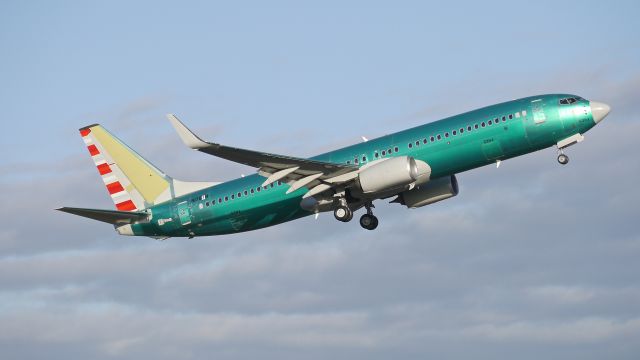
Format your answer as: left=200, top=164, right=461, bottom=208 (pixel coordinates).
left=590, top=101, right=611, bottom=124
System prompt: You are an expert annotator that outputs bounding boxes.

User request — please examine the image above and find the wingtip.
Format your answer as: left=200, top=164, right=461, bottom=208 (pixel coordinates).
left=166, top=114, right=209, bottom=149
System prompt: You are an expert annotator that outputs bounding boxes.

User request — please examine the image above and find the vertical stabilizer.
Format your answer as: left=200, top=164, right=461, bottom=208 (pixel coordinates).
left=79, top=124, right=217, bottom=211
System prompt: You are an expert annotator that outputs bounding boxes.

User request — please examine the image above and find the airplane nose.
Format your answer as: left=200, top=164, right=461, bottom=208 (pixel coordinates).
left=590, top=101, right=611, bottom=124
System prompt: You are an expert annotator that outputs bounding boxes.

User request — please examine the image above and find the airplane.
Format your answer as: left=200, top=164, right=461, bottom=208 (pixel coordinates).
left=58, top=94, right=610, bottom=238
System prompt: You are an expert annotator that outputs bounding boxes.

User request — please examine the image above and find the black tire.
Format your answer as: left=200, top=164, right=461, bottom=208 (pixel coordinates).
left=334, top=206, right=352, bottom=222
left=360, top=214, right=379, bottom=230
left=557, top=154, right=569, bottom=165
left=345, top=209, right=354, bottom=222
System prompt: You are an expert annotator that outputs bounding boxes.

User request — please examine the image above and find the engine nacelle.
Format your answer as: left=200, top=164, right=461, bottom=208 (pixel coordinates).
left=358, top=156, right=419, bottom=194
left=395, top=175, right=459, bottom=208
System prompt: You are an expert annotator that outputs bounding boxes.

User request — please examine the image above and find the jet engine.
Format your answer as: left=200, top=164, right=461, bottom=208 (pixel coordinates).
left=394, top=175, right=459, bottom=208
left=357, top=156, right=421, bottom=194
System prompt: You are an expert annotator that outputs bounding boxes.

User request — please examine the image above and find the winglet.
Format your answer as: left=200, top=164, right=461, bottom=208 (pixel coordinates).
left=167, top=114, right=209, bottom=149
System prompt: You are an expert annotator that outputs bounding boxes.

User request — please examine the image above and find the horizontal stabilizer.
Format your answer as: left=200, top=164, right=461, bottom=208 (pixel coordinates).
left=56, top=207, right=149, bottom=225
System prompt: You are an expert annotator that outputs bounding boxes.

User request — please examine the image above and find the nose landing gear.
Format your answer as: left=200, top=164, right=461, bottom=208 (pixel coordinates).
left=556, top=133, right=584, bottom=166
left=557, top=153, right=569, bottom=165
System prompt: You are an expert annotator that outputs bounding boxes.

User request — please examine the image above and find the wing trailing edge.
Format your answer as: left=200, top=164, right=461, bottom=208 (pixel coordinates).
left=167, top=114, right=358, bottom=196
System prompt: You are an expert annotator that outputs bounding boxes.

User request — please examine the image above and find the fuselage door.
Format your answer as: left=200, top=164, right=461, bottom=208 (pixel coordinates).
left=176, top=201, right=192, bottom=226
left=531, top=99, right=546, bottom=124
left=525, top=99, right=549, bottom=145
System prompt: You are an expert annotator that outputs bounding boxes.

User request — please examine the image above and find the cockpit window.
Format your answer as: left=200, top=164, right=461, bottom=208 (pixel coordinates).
left=559, top=97, right=578, bottom=105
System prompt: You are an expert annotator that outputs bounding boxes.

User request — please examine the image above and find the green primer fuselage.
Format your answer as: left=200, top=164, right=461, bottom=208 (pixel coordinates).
left=132, top=94, right=596, bottom=237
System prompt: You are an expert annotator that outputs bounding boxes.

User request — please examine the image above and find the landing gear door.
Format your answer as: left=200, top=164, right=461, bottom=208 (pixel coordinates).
left=176, top=201, right=192, bottom=226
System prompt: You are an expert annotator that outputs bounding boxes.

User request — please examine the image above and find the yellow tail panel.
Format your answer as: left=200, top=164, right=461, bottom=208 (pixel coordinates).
left=80, top=124, right=171, bottom=210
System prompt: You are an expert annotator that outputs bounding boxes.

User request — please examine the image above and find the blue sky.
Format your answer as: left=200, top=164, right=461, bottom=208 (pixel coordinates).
left=1, top=1, right=639, bottom=359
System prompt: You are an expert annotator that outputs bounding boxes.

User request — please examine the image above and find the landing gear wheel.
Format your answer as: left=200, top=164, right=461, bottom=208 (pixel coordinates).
left=359, top=214, right=379, bottom=230
left=557, top=153, right=569, bottom=165
left=334, top=205, right=353, bottom=222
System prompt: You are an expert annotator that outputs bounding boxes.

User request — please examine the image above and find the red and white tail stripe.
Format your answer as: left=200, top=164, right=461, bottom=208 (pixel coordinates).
left=79, top=126, right=139, bottom=211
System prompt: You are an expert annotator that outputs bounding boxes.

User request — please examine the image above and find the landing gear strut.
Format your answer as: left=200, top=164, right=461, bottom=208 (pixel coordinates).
left=359, top=202, right=379, bottom=230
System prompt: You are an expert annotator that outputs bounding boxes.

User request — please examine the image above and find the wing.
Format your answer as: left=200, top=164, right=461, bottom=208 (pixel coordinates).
left=168, top=114, right=359, bottom=197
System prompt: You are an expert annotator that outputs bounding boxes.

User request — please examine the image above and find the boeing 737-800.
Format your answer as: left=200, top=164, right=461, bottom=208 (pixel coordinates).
left=58, top=94, right=610, bottom=238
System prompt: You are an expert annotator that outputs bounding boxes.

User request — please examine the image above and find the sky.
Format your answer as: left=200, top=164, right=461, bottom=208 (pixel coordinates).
left=1, top=0, right=639, bottom=359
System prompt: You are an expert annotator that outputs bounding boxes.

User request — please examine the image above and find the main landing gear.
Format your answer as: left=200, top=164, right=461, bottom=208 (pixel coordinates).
left=333, top=197, right=353, bottom=222
left=332, top=199, right=379, bottom=230
left=359, top=202, right=378, bottom=230
left=333, top=204, right=353, bottom=222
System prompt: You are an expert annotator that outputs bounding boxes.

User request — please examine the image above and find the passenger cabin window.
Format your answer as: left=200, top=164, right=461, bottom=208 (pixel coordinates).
left=488, top=120, right=492, bottom=125
left=394, top=146, right=399, bottom=152
left=467, top=126, right=472, bottom=131
left=437, top=134, right=442, bottom=140
left=430, top=136, right=435, bottom=142
left=508, top=114, right=513, bottom=120
left=452, top=130, right=457, bottom=136
left=423, top=138, right=427, bottom=144
left=408, top=143, right=413, bottom=148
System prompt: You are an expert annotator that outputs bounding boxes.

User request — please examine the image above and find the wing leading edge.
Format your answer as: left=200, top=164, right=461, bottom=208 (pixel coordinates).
left=168, top=114, right=358, bottom=196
